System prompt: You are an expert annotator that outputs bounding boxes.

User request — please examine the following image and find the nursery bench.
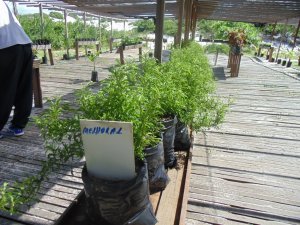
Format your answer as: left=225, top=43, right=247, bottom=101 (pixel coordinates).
left=32, top=44, right=54, bottom=65
left=75, top=40, right=100, bottom=60
left=117, top=43, right=143, bottom=65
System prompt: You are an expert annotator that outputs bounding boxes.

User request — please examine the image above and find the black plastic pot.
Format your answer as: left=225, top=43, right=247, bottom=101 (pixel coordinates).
left=266, top=55, right=269, bottom=60
left=277, top=59, right=281, bottom=64
left=91, top=71, right=98, bottom=82
left=82, top=162, right=157, bottom=225
left=260, top=53, right=264, bottom=57
left=162, top=115, right=177, bottom=169
left=174, top=120, right=191, bottom=151
left=42, top=56, right=48, bottom=64
left=145, top=141, right=169, bottom=194
left=286, top=61, right=292, bottom=68
left=63, top=54, right=69, bottom=60
left=282, top=60, right=287, bottom=66
left=254, top=52, right=257, bottom=56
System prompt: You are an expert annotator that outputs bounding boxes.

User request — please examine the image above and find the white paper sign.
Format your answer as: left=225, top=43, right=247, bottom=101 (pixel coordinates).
left=80, top=119, right=135, bottom=180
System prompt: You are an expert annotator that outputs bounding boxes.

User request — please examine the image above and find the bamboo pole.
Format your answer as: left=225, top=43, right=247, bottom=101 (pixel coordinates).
left=154, top=0, right=165, bottom=63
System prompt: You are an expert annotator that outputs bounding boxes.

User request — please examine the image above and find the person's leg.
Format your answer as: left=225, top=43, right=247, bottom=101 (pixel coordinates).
left=0, top=45, right=22, bottom=131
left=11, top=44, right=33, bottom=129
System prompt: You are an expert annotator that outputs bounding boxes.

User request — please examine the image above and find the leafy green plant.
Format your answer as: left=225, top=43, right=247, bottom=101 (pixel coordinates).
left=87, top=51, right=100, bottom=71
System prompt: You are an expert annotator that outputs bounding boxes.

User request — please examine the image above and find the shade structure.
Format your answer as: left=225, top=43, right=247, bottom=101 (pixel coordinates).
left=6, top=0, right=300, bottom=24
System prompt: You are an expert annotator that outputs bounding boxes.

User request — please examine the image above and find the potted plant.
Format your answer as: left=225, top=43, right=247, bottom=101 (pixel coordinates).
left=228, top=30, right=246, bottom=54
left=87, top=51, right=100, bottom=82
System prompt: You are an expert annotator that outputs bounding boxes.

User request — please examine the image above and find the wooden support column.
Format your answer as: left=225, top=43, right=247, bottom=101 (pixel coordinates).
left=175, top=0, right=185, bottom=47
left=191, top=3, right=197, bottom=40
left=98, top=16, right=102, bottom=49
left=110, top=18, right=113, bottom=52
left=139, top=47, right=142, bottom=62
left=39, top=3, right=46, bottom=60
left=275, top=19, right=288, bottom=62
left=154, top=0, right=165, bottom=63
left=184, top=0, right=193, bottom=41
left=83, top=12, right=88, bottom=55
left=64, top=9, right=69, bottom=58
left=292, top=19, right=300, bottom=50
left=271, top=22, right=277, bottom=42
left=12, top=0, right=18, bottom=17
left=123, top=20, right=126, bottom=32
left=119, top=46, right=124, bottom=65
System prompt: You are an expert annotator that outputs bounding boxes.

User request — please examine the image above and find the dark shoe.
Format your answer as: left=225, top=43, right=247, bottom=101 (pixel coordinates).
left=8, top=126, right=24, bottom=136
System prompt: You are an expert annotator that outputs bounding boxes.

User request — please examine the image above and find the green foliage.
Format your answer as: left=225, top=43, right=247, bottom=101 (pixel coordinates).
left=0, top=42, right=227, bottom=213
left=204, top=44, right=229, bottom=54
left=49, top=11, right=63, bottom=20
left=198, top=20, right=262, bottom=46
left=18, top=14, right=111, bottom=50
left=131, top=19, right=155, bottom=33
left=163, top=42, right=228, bottom=131
left=121, top=36, right=142, bottom=46
left=164, top=19, right=177, bottom=36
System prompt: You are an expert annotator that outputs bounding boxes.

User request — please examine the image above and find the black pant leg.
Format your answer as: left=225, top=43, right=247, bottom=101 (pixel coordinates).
left=0, top=45, right=22, bottom=131
left=11, top=44, right=33, bottom=129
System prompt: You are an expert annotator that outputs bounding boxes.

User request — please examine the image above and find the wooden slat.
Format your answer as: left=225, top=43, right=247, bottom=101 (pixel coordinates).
left=186, top=53, right=300, bottom=224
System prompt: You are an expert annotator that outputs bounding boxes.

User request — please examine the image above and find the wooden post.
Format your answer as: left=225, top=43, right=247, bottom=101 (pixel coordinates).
left=139, top=47, right=142, bottom=62
left=154, top=0, right=165, bottom=63
left=175, top=0, right=185, bottom=47
left=271, top=22, right=277, bottom=42
left=119, top=46, right=124, bottom=65
left=83, top=12, right=88, bottom=55
left=191, top=3, right=197, bottom=40
left=12, top=0, right=18, bottom=17
left=268, top=47, right=274, bottom=62
left=64, top=9, right=69, bottom=58
left=184, top=0, right=193, bottom=41
left=98, top=16, right=102, bottom=47
left=110, top=18, right=113, bottom=52
left=275, top=19, right=288, bottom=62
left=123, top=20, right=126, bottom=32
left=75, top=41, right=79, bottom=60
left=292, top=19, right=300, bottom=51
left=39, top=3, right=47, bottom=60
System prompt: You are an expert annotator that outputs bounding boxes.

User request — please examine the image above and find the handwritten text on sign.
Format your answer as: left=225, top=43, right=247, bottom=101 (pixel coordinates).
left=80, top=120, right=135, bottom=180
left=82, top=126, right=122, bottom=135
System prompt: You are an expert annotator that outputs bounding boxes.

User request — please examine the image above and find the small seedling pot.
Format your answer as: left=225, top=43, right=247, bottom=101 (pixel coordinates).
left=91, top=71, right=98, bottom=82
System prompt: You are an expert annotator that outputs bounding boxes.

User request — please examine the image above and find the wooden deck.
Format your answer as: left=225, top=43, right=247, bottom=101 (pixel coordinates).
left=0, top=49, right=141, bottom=225
left=186, top=55, right=300, bottom=224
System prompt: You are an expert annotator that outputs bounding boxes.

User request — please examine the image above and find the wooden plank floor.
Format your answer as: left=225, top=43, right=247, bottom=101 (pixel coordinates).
left=0, top=49, right=141, bottom=225
left=186, top=55, right=300, bottom=225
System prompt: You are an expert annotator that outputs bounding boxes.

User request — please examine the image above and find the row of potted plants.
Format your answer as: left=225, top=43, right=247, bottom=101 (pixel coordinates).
left=0, top=41, right=227, bottom=224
